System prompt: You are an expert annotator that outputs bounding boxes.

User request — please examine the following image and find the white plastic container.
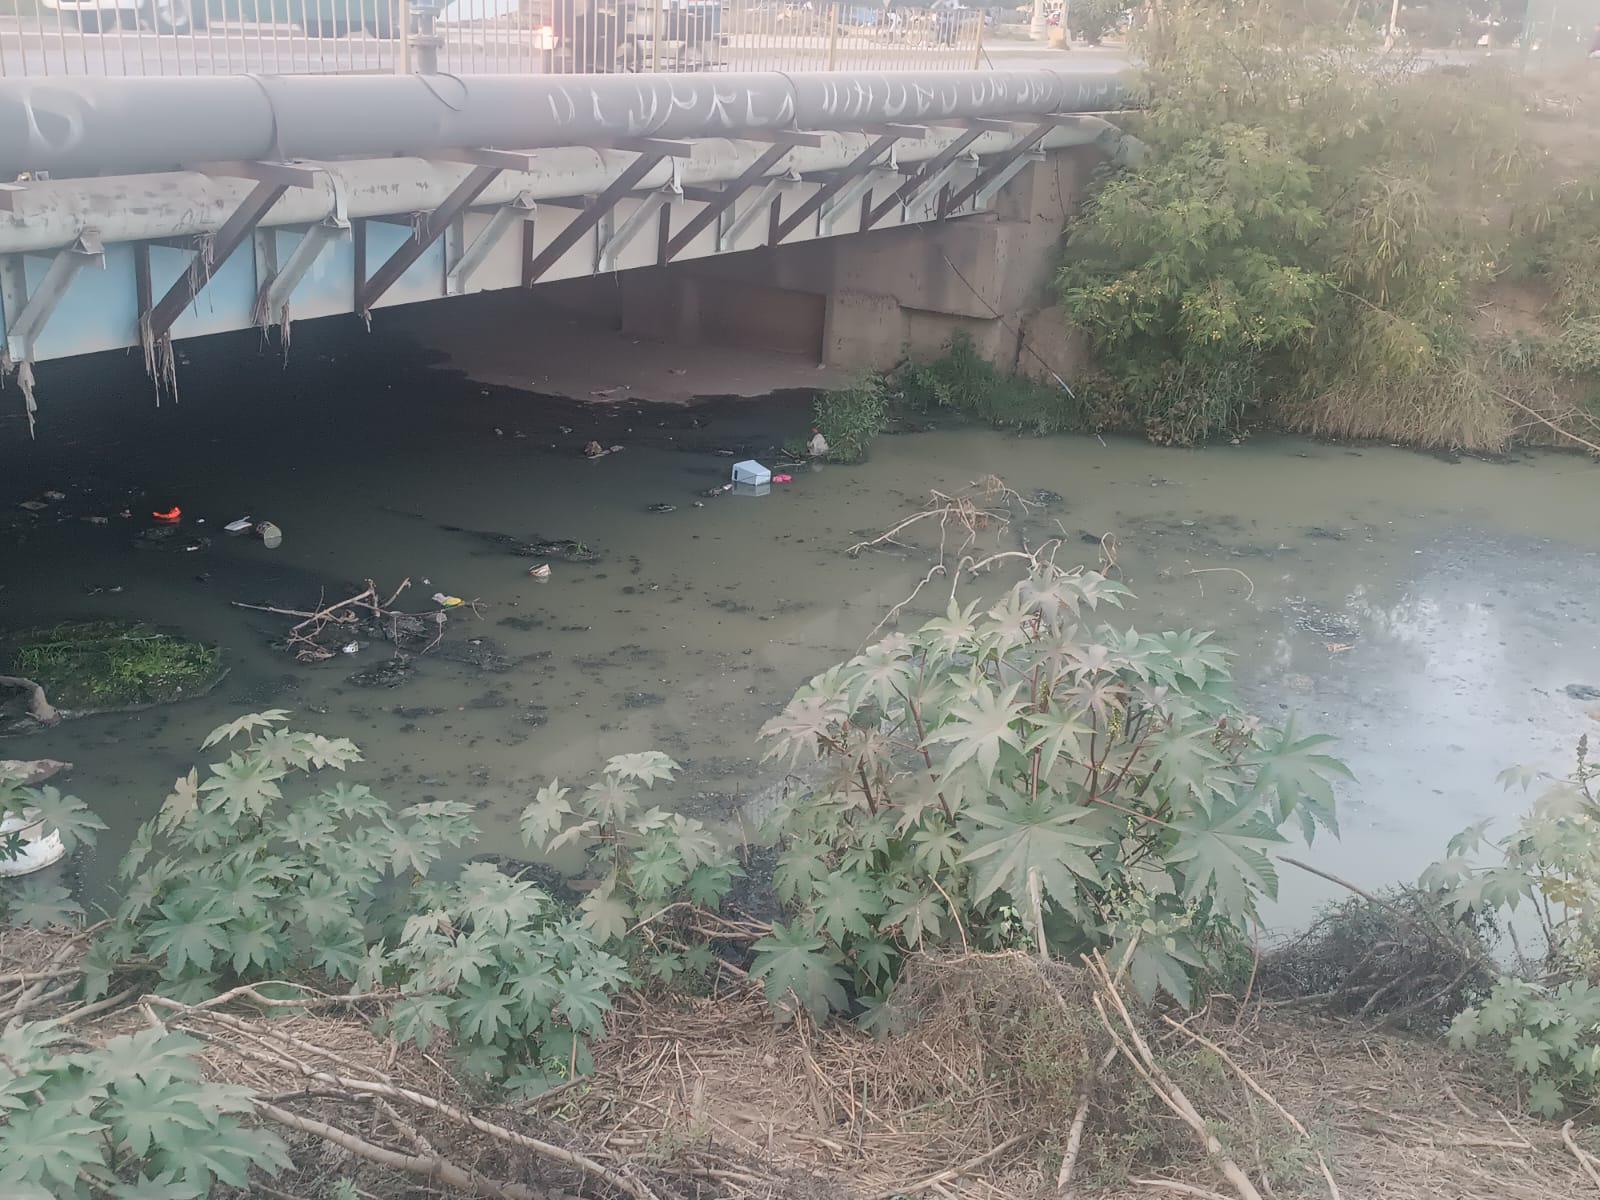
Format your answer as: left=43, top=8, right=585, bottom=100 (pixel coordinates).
left=731, top=460, right=772, bottom=486
left=0, top=810, right=66, bottom=877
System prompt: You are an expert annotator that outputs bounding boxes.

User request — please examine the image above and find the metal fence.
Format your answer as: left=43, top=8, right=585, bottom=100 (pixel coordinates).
left=0, top=0, right=985, bottom=76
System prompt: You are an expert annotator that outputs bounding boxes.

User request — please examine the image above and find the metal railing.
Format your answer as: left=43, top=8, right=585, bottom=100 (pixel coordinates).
left=0, top=0, right=985, bottom=76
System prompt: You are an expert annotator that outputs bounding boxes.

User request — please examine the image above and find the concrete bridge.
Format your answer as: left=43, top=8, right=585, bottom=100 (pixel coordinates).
left=0, top=63, right=1133, bottom=427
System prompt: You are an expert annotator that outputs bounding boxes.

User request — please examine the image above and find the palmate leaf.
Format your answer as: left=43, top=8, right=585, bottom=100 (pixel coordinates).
left=669, top=815, right=720, bottom=870
left=1165, top=797, right=1285, bottom=922
left=579, top=888, right=635, bottom=943
left=1245, top=718, right=1351, bottom=839
left=449, top=980, right=516, bottom=1044
left=925, top=682, right=1029, bottom=785
left=520, top=780, right=573, bottom=850
left=201, top=709, right=291, bottom=749
left=198, top=752, right=286, bottom=823
left=605, top=751, right=679, bottom=787
left=1527, top=1078, right=1567, bottom=1118
left=154, top=1118, right=291, bottom=1191
left=760, top=691, right=853, bottom=768
left=7, top=880, right=84, bottom=929
left=808, top=870, right=885, bottom=941
left=960, top=786, right=1109, bottom=907
left=106, top=1076, right=215, bottom=1157
left=142, top=902, right=228, bottom=979
left=1024, top=703, right=1094, bottom=778
left=1506, top=1031, right=1553, bottom=1075
left=318, top=782, right=387, bottom=820
left=387, top=994, right=451, bottom=1049
left=685, top=861, right=743, bottom=908
left=751, top=921, right=850, bottom=1023
left=18, top=785, right=106, bottom=855
left=630, top=839, right=689, bottom=900
left=881, top=881, right=944, bottom=946
left=555, top=969, right=611, bottom=1035
left=77, top=1028, right=204, bottom=1090
left=774, top=842, right=830, bottom=906
left=581, top=776, right=639, bottom=825
left=112, top=1172, right=205, bottom=1200
left=0, top=1099, right=107, bottom=1186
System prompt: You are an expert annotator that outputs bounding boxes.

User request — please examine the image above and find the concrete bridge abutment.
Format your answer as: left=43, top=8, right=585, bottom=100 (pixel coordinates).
left=614, top=144, right=1099, bottom=382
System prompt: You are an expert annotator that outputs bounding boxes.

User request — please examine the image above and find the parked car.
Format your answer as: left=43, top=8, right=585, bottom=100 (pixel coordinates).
left=39, top=0, right=398, bottom=37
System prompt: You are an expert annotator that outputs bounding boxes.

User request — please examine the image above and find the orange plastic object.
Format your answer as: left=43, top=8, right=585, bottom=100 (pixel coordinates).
left=152, top=507, right=182, bottom=523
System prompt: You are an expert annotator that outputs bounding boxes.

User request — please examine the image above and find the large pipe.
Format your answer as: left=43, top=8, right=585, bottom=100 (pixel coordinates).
left=0, top=68, right=1127, bottom=178
left=0, top=120, right=1136, bottom=256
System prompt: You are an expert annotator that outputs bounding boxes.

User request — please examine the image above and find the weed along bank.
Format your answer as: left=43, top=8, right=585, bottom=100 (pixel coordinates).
left=2, top=8, right=1600, bottom=1198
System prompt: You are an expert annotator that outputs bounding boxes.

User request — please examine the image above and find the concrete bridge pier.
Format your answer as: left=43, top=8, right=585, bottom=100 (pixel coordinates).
left=614, top=144, right=1097, bottom=381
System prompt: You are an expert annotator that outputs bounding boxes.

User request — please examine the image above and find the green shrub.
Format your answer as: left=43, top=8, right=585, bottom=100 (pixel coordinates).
left=898, top=332, right=1090, bottom=434
left=752, top=567, right=1345, bottom=1023
left=0, top=1024, right=291, bottom=1197
left=1424, top=739, right=1600, bottom=1114
left=1068, top=0, right=1128, bottom=44
left=1060, top=2, right=1534, bottom=445
left=813, top=375, right=891, bottom=462
left=104, top=711, right=630, bottom=1088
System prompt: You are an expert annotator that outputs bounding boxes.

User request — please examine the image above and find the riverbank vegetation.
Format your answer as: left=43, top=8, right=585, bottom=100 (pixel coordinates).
left=4, top=493, right=1600, bottom=1196
left=1057, top=2, right=1600, bottom=451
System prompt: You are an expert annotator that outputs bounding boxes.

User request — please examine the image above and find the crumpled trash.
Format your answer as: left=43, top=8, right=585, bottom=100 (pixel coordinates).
left=152, top=507, right=182, bottom=524
left=256, top=522, right=283, bottom=549
left=432, top=593, right=466, bottom=608
left=17, top=500, right=47, bottom=512
left=773, top=474, right=793, bottom=484
left=342, top=641, right=361, bottom=655
left=584, top=442, right=625, bottom=459
left=808, top=430, right=830, bottom=458
left=528, top=564, right=551, bottom=580
left=42, top=490, right=65, bottom=501
left=224, top=517, right=253, bottom=534
left=647, top=503, right=677, bottom=513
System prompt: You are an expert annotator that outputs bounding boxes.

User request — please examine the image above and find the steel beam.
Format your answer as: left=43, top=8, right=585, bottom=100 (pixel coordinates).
left=972, top=151, right=1045, bottom=208
left=864, top=123, right=989, bottom=230
left=597, top=189, right=672, bottom=273
left=447, top=193, right=536, bottom=295
left=731, top=130, right=825, bottom=148
left=664, top=142, right=790, bottom=261
left=721, top=175, right=791, bottom=251
left=428, top=147, right=540, bottom=172
left=147, top=179, right=288, bottom=343
left=523, top=152, right=665, bottom=286
left=600, top=137, right=694, bottom=158
left=820, top=168, right=895, bottom=235
left=256, top=219, right=347, bottom=326
left=941, top=120, right=1056, bottom=215
left=356, top=164, right=503, bottom=316
left=198, top=160, right=326, bottom=188
left=774, top=132, right=900, bottom=244
left=3, top=232, right=104, bottom=362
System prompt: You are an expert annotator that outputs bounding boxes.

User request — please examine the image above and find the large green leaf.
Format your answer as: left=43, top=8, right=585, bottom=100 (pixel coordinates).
left=144, top=899, right=230, bottom=975
left=751, top=921, right=850, bottom=1022
left=0, top=1100, right=106, bottom=1186
left=519, top=780, right=572, bottom=850
left=1245, top=718, right=1350, bottom=839
left=605, top=751, right=679, bottom=787
left=808, top=870, right=885, bottom=941
left=925, top=683, right=1029, bottom=785
left=450, top=981, right=515, bottom=1044
left=1164, top=796, right=1285, bottom=921
left=19, top=785, right=106, bottom=856
left=198, top=752, right=285, bottom=823
left=578, top=888, right=634, bottom=943
left=960, top=787, right=1109, bottom=906
left=7, top=880, right=83, bottom=930
left=387, top=994, right=451, bottom=1050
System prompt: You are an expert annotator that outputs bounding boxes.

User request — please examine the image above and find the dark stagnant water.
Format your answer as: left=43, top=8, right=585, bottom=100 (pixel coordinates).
left=2, top=313, right=1598, bottom=928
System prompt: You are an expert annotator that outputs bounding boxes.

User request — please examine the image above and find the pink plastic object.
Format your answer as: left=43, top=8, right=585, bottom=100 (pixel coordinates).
left=773, top=473, right=793, bottom=484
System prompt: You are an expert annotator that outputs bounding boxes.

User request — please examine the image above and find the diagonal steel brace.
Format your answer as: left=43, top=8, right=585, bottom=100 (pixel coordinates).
left=447, top=192, right=537, bottom=295
left=523, top=153, right=666, bottom=286
left=774, top=132, right=901, bottom=244
left=720, top=171, right=796, bottom=251
left=664, top=142, right=791, bottom=262
left=147, top=179, right=288, bottom=344
left=4, top=232, right=105, bottom=363
left=358, top=164, right=503, bottom=316
left=941, top=120, right=1057, bottom=216
left=597, top=187, right=676, bottom=273
left=256, top=218, right=348, bottom=328
left=864, top=123, right=989, bottom=231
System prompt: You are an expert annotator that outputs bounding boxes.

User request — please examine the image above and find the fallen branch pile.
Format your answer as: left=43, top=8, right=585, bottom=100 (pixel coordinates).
left=233, top=577, right=483, bottom=663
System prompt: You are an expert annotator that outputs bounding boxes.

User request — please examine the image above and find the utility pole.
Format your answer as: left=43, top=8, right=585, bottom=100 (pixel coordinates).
left=1031, top=0, right=1047, bottom=41
left=1383, top=0, right=1400, bottom=51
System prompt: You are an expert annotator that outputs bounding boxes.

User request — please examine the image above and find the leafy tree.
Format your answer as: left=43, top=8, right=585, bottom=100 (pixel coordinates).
left=1060, top=0, right=1533, bottom=444
left=0, top=1022, right=290, bottom=1197
left=754, top=567, right=1345, bottom=1021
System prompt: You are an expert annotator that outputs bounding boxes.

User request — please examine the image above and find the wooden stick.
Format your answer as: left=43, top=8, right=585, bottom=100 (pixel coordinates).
left=1160, top=1016, right=1342, bottom=1200
left=1497, top=391, right=1600, bottom=457
left=253, top=1101, right=542, bottom=1200
left=1087, top=953, right=1265, bottom=1200
left=1130, top=1179, right=1236, bottom=1200
left=866, top=1132, right=1032, bottom=1199
left=1564, top=1120, right=1600, bottom=1193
